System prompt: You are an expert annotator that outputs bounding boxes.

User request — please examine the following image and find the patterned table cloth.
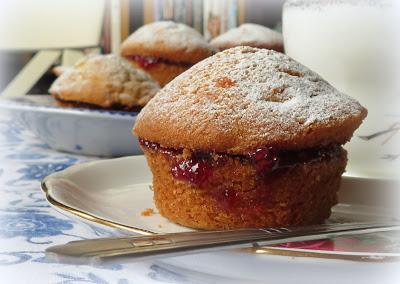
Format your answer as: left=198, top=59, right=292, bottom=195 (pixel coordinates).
left=0, top=116, right=192, bottom=284
left=2, top=111, right=399, bottom=284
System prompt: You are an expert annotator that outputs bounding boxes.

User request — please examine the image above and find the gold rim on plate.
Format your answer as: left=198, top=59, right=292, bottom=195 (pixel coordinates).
left=41, top=179, right=154, bottom=236
left=41, top=180, right=400, bottom=262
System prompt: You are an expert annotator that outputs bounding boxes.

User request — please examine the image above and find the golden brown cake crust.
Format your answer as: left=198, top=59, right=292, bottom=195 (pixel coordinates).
left=120, top=21, right=216, bottom=64
left=143, top=146, right=347, bottom=229
left=129, top=60, right=189, bottom=87
left=133, top=47, right=367, bottom=154
left=49, top=54, right=160, bottom=109
left=210, top=23, right=284, bottom=52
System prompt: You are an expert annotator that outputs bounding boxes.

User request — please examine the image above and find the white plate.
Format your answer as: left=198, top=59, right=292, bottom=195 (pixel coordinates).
left=0, top=95, right=141, bottom=157
left=41, top=155, right=400, bottom=283
left=41, top=155, right=400, bottom=234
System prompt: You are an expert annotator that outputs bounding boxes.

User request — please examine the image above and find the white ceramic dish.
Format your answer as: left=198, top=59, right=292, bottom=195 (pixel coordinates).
left=41, top=155, right=400, bottom=233
left=42, top=156, right=400, bottom=283
left=41, top=155, right=400, bottom=283
left=0, top=95, right=141, bottom=157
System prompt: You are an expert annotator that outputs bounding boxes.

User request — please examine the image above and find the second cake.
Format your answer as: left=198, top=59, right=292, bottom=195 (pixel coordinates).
left=121, top=21, right=216, bottom=87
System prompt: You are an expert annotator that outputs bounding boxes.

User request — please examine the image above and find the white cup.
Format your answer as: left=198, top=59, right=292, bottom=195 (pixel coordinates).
left=283, top=0, right=400, bottom=179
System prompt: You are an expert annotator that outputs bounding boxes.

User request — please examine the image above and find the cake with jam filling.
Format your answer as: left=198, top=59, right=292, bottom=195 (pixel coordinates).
left=120, top=21, right=217, bottom=87
left=49, top=54, right=160, bottom=111
left=133, top=46, right=367, bottom=230
left=210, top=23, right=284, bottom=52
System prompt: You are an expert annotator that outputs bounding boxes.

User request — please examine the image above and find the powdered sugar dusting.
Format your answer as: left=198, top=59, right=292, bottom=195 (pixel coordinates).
left=135, top=47, right=366, bottom=152
left=121, top=21, right=216, bottom=61
left=50, top=54, right=160, bottom=107
left=75, top=54, right=152, bottom=83
left=131, top=21, right=206, bottom=47
left=210, top=23, right=283, bottom=50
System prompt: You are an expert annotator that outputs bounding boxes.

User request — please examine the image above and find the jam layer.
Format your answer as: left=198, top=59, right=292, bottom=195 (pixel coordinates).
left=139, top=138, right=342, bottom=186
left=127, top=55, right=193, bottom=69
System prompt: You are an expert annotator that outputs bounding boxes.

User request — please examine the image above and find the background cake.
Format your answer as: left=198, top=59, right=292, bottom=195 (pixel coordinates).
left=210, top=23, right=284, bottom=52
left=49, top=54, right=160, bottom=111
left=120, top=21, right=217, bottom=87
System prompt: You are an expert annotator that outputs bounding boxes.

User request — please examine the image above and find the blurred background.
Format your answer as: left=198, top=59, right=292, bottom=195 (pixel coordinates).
left=0, top=0, right=399, bottom=177
left=0, top=0, right=285, bottom=95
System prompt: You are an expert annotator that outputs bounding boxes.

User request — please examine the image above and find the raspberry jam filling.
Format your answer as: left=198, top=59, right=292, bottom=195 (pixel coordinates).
left=139, top=139, right=217, bottom=185
left=128, top=55, right=193, bottom=69
left=139, top=138, right=341, bottom=186
left=139, top=138, right=342, bottom=212
left=171, top=157, right=213, bottom=185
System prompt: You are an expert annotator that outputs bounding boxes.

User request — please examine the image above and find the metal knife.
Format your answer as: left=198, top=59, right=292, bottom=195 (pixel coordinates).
left=46, top=222, right=400, bottom=265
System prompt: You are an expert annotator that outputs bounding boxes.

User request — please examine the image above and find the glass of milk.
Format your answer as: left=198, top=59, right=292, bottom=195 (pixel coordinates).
left=283, top=0, right=400, bottom=178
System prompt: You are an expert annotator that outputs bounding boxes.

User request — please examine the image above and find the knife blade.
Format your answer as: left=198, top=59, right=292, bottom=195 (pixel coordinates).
left=46, top=222, right=400, bottom=265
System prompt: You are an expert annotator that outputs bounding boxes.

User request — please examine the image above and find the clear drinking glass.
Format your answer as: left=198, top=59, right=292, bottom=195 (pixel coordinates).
left=283, top=0, right=400, bottom=178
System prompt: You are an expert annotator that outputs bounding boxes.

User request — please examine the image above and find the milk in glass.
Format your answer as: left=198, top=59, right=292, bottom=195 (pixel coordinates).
left=283, top=0, right=400, bottom=178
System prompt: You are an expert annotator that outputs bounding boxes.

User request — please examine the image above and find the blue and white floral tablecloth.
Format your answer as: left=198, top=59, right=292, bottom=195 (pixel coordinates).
left=0, top=115, right=192, bottom=284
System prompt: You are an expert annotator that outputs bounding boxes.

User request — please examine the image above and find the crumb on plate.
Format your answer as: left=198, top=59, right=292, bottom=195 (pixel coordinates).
left=141, top=208, right=154, bottom=216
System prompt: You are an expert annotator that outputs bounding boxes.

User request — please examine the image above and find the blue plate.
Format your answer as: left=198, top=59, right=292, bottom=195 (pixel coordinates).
left=0, top=95, right=141, bottom=157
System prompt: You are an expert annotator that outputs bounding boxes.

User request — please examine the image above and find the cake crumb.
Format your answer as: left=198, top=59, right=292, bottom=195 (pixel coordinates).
left=141, top=208, right=154, bottom=216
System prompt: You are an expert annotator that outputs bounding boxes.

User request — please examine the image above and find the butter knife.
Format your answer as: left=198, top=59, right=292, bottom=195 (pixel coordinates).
left=46, top=222, right=400, bottom=265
